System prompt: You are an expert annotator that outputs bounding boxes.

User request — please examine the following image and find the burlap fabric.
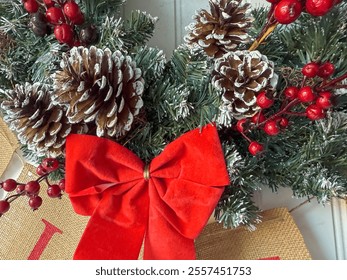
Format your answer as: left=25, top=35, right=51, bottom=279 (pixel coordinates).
left=0, top=118, right=19, bottom=176
left=0, top=163, right=89, bottom=260
left=195, top=207, right=311, bottom=260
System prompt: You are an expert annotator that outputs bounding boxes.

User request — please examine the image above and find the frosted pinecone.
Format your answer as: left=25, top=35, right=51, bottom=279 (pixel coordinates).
left=185, top=0, right=253, bottom=58
left=212, top=50, right=278, bottom=121
left=52, top=46, right=145, bottom=138
left=1, top=83, right=86, bottom=157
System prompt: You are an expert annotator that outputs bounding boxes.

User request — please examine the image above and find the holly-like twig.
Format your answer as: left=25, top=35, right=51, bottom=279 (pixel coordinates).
left=249, top=5, right=278, bottom=51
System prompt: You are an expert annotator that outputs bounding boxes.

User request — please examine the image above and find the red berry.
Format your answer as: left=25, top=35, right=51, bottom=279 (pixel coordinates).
left=302, top=62, right=320, bottom=78
left=305, top=0, right=334, bottom=16
left=46, top=7, right=65, bottom=25
left=266, top=0, right=281, bottom=3
left=316, top=91, right=333, bottom=109
left=256, top=91, right=274, bottom=109
left=2, top=179, right=17, bottom=192
left=54, top=23, right=74, bottom=44
left=23, top=0, right=39, bottom=13
left=16, top=184, right=26, bottom=195
left=29, top=196, right=42, bottom=210
left=278, top=117, right=289, bottom=128
left=298, top=86, right=316, bottom=103
left=41, top=158, right=59, bottom=172
left=274, top=0, right=303, bottom=24
left=36, top=164, right=48, bottom=176
left=58, top=179, right=65, bottom=191
left=64, top=1, right=81, bottom=17
left=306, top=104, right=326, bottom=120
left=251, top=112, right=266, bottom=124
left=70, top=13, right=84, bottom=25
left=284, top=86, right=299, bottom=100
left=248, top=141, right=264, bottom=156
left=236, top=119, right=248, bottom=133
left=47, top=184, right=62, bottom=198
left=264, top=120, right=280, bottom=136
left=0, top=200, right=10, bottom=214
left=318, top=62, right=335, bottom=78
left=43, top=0, right=55, bottom=8
left=25, top=181, right=41, bottom=196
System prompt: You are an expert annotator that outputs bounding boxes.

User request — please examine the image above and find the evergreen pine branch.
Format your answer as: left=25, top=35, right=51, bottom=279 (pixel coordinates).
left=214, top=142, right=262, bottom=229
left=97, top=16, right=125, bottom=50
left=120, top=10, right=158, bottom=49
left=20, top=145, right=44, bottom=166
left=30, top=38, right=66, bottom=85
left=253, top=112, right=347, bottom=202
left=133, top=46, right=166, bottom=88
left=249, top=7, right=287, bottom=64
left=0, top=0, right=24, bottom=20
left=278, top=3, right=347, bottom=74
left=81, top=0, right=125, bottom=22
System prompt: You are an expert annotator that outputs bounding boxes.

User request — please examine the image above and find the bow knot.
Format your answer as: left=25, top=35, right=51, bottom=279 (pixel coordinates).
left=65, top=124, right=230, bottom=260
left=143, top=163, right=150, bottom=180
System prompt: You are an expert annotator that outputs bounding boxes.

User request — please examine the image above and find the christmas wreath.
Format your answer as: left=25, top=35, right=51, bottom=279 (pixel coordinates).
left=0, top=0, right=347, bottom=259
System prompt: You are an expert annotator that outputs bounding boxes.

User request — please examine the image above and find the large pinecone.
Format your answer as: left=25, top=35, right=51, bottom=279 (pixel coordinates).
left=52, top=46, right=145, bottom=138
left=1, top=83, right=86, bottom=157
left=185, top=0, right=253, bottom=58
left=212, top=50, right=278, bottom=120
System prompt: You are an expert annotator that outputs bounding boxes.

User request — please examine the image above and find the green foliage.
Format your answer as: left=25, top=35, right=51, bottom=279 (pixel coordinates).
left=215, top=143, right=262, bottom=229
left=1, top=0, right=347, bottom=230
left=81, top=0, right=125, bottom=21
left=259, top=2, right=347, bottom=75
left=97, top=10, right=158, bottom=51
left=120, top=10, right=158, bottom=50
left=249, top=8, right=287, bottom=65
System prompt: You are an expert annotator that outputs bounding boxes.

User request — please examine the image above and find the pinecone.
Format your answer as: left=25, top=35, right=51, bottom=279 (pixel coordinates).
left=52, top=46, right=145, bottom=138
left=185, top=0, right=253, bottom=58
left=1, top=83, right=86, bottom=157
left=212, top=50, right=278, bottom=120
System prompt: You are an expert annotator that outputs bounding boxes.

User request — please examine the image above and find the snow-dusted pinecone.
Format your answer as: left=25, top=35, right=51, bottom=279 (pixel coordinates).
left=185, top=0, right=253, bottom=58
left=212, top=50, right=278, bottom=121
left=52, top=46, right=145, bottom=138
left=1, top=83, right=86, bottom=157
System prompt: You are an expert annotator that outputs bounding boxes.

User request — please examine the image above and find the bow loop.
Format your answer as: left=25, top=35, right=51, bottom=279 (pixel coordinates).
left=65, top=124, right=230, bottom=260
left=66, top=135, right=144, bottom=216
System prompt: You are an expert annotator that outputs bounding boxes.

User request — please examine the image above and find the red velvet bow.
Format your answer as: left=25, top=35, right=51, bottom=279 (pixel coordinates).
left=65, top=124, right=230, bottom=260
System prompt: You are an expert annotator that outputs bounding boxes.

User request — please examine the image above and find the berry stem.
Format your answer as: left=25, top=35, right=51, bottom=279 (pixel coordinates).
left=241, top=132, right=253, bottom=143
left=255, top=99, right=300, bottom=128
left=284, top=111, right=306, bottom=117
left=5, top=191, right=25, bottom=203
left=316, top=72, right=347, bottom=91
left=301, top=76, right=307, bottom=88
left=249, top=7, right=278, bottom=51
left=45, top=177, right=51, bottom=187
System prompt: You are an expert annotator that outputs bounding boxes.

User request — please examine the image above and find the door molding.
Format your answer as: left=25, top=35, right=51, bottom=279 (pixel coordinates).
left=332, top=198, right=347, bottom=259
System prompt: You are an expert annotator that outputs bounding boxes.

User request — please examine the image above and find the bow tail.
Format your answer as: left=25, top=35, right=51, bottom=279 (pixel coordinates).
left=143, top=209, right=196, bottom=260
left=73, top=192, right=149, bottom=260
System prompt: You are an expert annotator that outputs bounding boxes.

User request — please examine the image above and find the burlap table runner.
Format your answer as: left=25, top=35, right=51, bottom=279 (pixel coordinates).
left=0, top=163, right=89, bottom=260
left=195, top=207, right=311, bottom=260
left=0, top=118, right=19, bottom=176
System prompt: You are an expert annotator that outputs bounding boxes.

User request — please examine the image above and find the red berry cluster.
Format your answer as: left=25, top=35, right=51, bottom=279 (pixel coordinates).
left=22, top=0, right=84, bottom=46
left=235, top=60, right=337, bottom=156
left=0, top=158, right=65, bottom=216
left=268, top=0, right=341, bottom=25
